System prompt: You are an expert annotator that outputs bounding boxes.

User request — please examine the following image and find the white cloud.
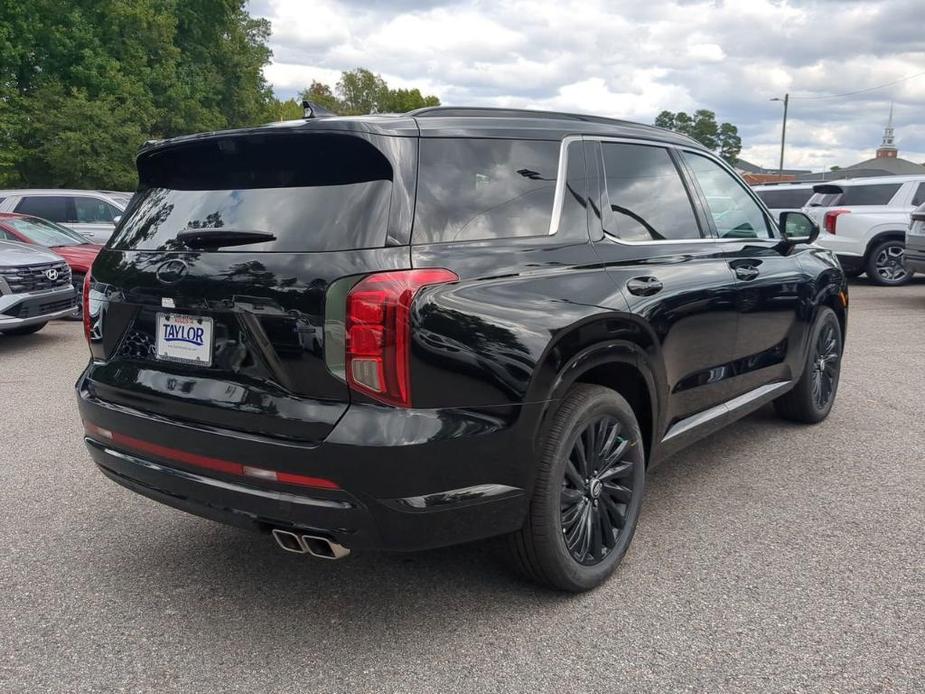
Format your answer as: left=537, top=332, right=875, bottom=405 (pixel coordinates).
left=255, top=0, right=925, bottom=169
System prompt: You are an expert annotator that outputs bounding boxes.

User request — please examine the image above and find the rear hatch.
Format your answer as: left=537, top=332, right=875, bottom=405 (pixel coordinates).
left=83, top=129, right=413, bottom=443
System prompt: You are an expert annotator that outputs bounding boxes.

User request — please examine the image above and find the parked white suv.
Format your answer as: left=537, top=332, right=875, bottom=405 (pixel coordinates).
left=0, top=190, right=129, bottom=244
left=803, top=175, right=925, bottom=285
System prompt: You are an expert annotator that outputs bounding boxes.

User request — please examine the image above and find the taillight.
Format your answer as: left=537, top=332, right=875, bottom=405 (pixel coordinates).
left=823, top=209, right=849, bottom=234
left=82, top=270, right=92, bottom=341
left=345, top=268, right=457, bottom=407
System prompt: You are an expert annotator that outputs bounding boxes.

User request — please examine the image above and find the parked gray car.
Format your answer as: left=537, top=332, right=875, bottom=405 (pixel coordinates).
left=0, top=189, right=127, bottom=244
left=904, top=203, right=925, bottom=276
left=0, top=240, right=77, bottom=336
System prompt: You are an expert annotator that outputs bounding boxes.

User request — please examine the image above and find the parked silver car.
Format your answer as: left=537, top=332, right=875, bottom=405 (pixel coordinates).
left=0, top=189, right=128, bottom=244
left=0, top=240, right=77, bottom=336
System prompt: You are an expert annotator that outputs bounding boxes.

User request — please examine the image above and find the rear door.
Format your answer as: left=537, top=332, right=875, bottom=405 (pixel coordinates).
left=681, top=150, right=810, bottom=398
left=84, top=131, right=414, bottom=443
left=588, top=140, right=740, bottom=430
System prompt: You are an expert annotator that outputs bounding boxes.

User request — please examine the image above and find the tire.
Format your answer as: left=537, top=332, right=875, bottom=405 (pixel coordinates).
left=774, top=306, right=842, bottom=424
left=1, top=322, right=47, bottom=336
left=865, top=239, right=913, bottom=286
left=507, top=384, right=646, bottom=592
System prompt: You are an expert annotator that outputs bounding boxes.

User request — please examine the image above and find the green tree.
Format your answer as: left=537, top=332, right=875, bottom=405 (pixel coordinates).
left=299, top=80, right=341, bottom=113
left=271, top=98, right=305, bottom=121
left=0, top=0, right=275, bottom=189
left=300, top=68, right=440, bottom=116
left=654, top=109, right=741, bottom=164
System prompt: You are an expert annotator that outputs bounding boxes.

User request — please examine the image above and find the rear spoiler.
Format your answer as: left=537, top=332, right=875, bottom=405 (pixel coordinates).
left=812, top=184, right=844, bottom=194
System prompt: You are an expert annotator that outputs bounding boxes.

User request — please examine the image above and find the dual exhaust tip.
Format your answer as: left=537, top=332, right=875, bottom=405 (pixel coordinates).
left=271, top=528, right=351, bottom=560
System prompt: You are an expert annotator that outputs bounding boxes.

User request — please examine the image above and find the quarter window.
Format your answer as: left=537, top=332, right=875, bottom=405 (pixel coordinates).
left=413, top=138, right=560, bottom=243
left=683, top=153, right=771, bottom=239
left=842, top=184, right=902, bottom=206
left=15, top=196, right=73, bottom=223
left=601, top=143, right=701, bottom=242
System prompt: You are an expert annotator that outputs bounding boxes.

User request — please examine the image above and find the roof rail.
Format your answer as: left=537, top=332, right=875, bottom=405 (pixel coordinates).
left=408, top=106, right=664, bottom=131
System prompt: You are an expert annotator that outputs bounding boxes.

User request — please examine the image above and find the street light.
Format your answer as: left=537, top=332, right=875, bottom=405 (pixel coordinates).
left=770, top=93, right=789, bottom=178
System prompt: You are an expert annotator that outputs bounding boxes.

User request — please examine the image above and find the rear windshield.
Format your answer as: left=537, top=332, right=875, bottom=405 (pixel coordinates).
left=111, top=134, right=393, bottom=252
left=755, top=188, right=814, bottom=210
left=806, top=183, right=902, bottom=208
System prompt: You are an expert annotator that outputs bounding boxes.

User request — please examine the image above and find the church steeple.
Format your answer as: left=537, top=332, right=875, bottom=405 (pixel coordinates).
left=877, top=102, right=898, bottom=159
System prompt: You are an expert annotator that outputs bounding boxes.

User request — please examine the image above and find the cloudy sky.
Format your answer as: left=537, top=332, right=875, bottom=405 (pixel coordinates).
left=251, top=0, right=925, bottom=171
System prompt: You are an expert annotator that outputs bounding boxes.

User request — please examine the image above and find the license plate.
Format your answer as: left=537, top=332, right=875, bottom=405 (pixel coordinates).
left=156, top=313, right=213, bottom=366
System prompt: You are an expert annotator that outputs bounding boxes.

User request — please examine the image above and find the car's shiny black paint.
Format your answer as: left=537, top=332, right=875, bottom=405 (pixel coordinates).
left=78, top=109, right=847, bottom=553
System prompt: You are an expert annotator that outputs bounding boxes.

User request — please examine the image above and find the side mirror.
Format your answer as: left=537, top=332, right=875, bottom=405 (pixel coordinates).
left=779, top=211, right=818, bottom=245
left=112, top=215, right=122, bottom=225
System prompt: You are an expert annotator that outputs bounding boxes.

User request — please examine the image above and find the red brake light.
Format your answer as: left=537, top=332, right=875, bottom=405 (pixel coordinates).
left=345, top=268, right=457, bottom=407
left=82, top=270, right=92, bottom=341
left=823, top=209, right=849, bottom=234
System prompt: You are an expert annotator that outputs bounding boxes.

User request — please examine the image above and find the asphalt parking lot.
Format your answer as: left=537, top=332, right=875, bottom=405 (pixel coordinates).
left=2, top=279, right=923, bottom=693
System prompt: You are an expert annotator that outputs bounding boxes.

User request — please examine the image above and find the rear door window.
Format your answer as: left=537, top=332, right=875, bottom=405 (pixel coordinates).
left=413, top=138, right=560, bottom=243
left=15, top=196, right=75, bottom=223
left=74, top=197, right=119, bottom=223
left=111, top=134, right=394, bottom=253
left=601, top=143, right=702, bottom=241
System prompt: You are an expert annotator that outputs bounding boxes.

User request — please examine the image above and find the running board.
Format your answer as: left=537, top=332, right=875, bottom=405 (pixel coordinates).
left=662, top=381, right=792, bottom=443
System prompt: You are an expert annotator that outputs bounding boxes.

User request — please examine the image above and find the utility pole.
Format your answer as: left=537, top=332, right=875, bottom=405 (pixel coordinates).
left=770, top=93, right=789, bottom=178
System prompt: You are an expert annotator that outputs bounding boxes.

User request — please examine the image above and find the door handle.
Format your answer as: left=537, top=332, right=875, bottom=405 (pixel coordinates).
left=626, top=276, right=663, bottom=296
left=734, top=265, right=760, bottom=280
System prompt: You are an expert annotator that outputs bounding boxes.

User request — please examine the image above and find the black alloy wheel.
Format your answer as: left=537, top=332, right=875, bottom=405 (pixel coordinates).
left=508, top=384, right=646, bottom=592
left=810, top=320, right=840, bottom=410
left=560, top=415, right=637, bottom=565
left=774, top=306, right=842, bottom=424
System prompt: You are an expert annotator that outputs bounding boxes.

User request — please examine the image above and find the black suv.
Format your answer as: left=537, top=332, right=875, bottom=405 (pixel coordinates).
left=77, top=107, right=847, bottom=591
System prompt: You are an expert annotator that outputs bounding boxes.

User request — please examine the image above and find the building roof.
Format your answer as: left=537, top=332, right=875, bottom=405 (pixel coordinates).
left=734, top=158, right=810, bottom=176
left=841, top=156, right=925, bottom=175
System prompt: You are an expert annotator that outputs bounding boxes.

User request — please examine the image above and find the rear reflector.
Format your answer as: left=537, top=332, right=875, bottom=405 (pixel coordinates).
left=345, top=268, right=457, bottom=407
left=83, top=422, right=339, bottom=490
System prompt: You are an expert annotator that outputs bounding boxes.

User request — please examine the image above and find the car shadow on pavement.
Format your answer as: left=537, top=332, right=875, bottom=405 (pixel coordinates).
left=82, top=403, right=800, bottom=648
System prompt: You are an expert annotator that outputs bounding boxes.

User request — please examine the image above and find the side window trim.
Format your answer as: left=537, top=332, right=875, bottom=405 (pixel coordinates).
left=680, top=147, right=779, bottom=240
left=670, top=147, right=717, bottom=239
left=547, top=135, right=583, bottom=235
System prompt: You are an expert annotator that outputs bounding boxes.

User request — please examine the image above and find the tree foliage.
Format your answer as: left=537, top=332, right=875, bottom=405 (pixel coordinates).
left=300, top=68, right=440, bottom=116
left=0, top=0, right=274, bottom=189
left=655, top=109, right=742, bottom=164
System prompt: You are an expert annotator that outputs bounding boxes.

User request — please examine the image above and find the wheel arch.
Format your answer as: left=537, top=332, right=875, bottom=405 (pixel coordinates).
left=863, top=229, right=907, bottom=262
left=530, top=324, right=663, bottom=466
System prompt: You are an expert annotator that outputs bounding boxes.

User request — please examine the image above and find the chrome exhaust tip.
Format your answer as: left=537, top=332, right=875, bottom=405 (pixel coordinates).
left=301, top=534, right=351, bottom=560
left=271, top=528, right=307, bottom=554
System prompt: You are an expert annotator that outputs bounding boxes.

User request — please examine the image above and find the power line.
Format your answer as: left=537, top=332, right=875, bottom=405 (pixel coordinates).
left=788, top=69, right=925, bottom=100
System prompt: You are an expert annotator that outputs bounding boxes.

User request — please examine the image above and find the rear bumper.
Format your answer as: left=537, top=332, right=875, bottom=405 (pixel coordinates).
left=77, top=378, right=538, bottom=552
left=904, top=237, right=925, bottom=274
left=0, top=286, right=77, bottom=327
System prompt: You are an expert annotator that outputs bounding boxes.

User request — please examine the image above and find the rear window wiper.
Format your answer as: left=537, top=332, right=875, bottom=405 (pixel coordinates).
left=175, top=229, right=276, bottom=249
